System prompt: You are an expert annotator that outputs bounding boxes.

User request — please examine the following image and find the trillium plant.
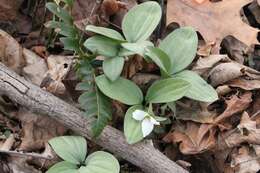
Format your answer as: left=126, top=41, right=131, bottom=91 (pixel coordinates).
left=47, top=136, right=120, bottom=173
left=46, top=0, right=218, bottom=145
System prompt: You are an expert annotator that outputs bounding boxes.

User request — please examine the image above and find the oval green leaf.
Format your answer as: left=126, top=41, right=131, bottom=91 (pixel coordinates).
left=49, top=136, right=87, bottom=164
left=79, top=151, right=120, bottom=173
left=122, top=1, right=162, bottom=42
left=146, top=78, right=190, bottom=103
left=145, top=47, right=171, bottom=74
left=173, top=70, right=218, bottom=102
left=47, top=161, right=78, bottom=173
left=60, top=37, right=80, bottom=51
left=95, top=75, right=143, bottom=105
left=46, top=2, right=73, bottom=24
left=86, top=25, right=125, bottom=41
left=103, top=56, right=124, bottom=81
left=124, top=105, right=144, bottom=144
left=159, top=27, right=198, bottom=74
left=84, top=35, right=120, bottom=57
left=45, top=21, right=77, bottom=37
left=121, top=41, right=154, bottom=57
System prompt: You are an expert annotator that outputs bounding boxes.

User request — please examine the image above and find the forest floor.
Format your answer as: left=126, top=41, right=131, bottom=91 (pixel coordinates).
left=0, top=0, right=259, bottom=173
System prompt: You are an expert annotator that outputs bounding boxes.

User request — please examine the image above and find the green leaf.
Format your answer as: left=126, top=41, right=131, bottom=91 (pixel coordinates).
left=47, top=161, right=78, bottom=173
left=77, top=61, right=113, bottom=137
left=60, top=37, right=79, bottom=51
left=145, top=47, right=171, bottom=74
left=76, top=82, right=92, bottom=91
left=86, top=25, right=125, bottom=41
left=79, top=151, right=120, bottom=173
left=84, top=35, right=120, bottom=57
left=45, top=21, right=77, bottom=37
left=49, top=136, right=87, bottom=164
left=103, top=57, right=124, bottom=81
left=46, top=2, right=73, bottom=24
left=154, top=116, right=167, bottom=122
left=146, top=78, right=190, bottom=103
left=121, top=41, right=153, bottom=57
left=159, top=27, right=198, bottom=74
left=124, top=105, right=144, bottom=144
left=95, top=75, right=143, bottom=105
left=122, top=1, right=162, bottom=42
left=118, top=47, right=135, bottom=56
left=78, top=88, right=112, bottom=137
left=173, top=70, right=218, bottom=102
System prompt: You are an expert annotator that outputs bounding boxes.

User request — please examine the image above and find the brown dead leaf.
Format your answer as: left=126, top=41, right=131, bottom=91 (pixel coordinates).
left=0, top=0, right=22, bottom=21
left=197, top=41, right=215, bottom=57
left=217, top=112, right=260, bottom=150
left=228, top=78, right=260, bottom=90
left=17, top=110, right=66, bottom=151
left=209, top=62, right=245, bottom=87
left=237, top=112, right=260, bottom=144
left=123, top=55, right=158, bottom=78
left=111, top=0, right=137, bottom=27
left=214, top=92, right=252, bottom=124
left=8, top=157, right=41, bottom=173
left=216, top=85, right=232, bottom=96
left=220, top=35, right=250, bottom=64
left=72, top=0, right=103, bottom=31
left=41, top=55, right=72, bottom=95
left=101, top=0, right=126, bottom=16
left=176, top=101, right=217, bottom=123
left=31, top=46, right=48, bottom=59
left=163, top=122, right=216, bottom=154
left=22, top=48, right=48, bottom=86
left=214, top=149, right=235, bottom=173
left=231, top=146, right=260, bottom=173
left=192, top=54, right=230, bottom=76
left=0, top=29, right=25, bottom=74
left=209, top=61, right=260, bottom=87
left=167, top=0, right=259, bottom=50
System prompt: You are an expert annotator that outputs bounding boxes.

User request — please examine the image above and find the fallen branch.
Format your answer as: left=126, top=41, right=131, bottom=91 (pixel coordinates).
left=0, top=63, right=188, bottom=173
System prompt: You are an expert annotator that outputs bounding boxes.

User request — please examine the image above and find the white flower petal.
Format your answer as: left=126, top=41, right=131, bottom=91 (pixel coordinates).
left=150, top=117, right=160, bottom=125
left=132, top=110, right=147, bottom=121
left=141, top=118, right=154, bottom=137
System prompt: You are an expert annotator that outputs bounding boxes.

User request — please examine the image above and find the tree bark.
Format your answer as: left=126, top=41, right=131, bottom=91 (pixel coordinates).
left=0, top=63, right=188, bottom=173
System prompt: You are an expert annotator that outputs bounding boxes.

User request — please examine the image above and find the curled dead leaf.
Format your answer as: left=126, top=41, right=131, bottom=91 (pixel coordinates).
left=0, top=29, right=25, bottom=74
left=220, top=35, right=250, bottom=64
left=22, top=48, right=48, bottom=86
left=209, top=62, right=245, bottom=87
left=214, top=92, right=252, bottom=124
left=228, top=78, right=260, bottom=91
left=176, top=101, right=217, bottom=124
left=209, top=61, right=260, bottom=87
left=41, top=55, right=73, bottom=95
left=217, top=112, right=260, bottom=150
left=192, top=54, right=230, bottom=76
left=231, top=146, right=260, bottom=173
left=164, top=122, right=216, bottom=154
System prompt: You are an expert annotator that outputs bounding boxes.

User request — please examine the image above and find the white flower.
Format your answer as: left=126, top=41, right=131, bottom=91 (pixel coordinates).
left=132, top=110, right=160, bottom=137
left=54, top=0, right=61, bottom=5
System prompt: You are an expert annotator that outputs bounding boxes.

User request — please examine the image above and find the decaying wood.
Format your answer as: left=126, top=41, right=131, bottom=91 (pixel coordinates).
left=0, top=63, right=188, bottom=173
